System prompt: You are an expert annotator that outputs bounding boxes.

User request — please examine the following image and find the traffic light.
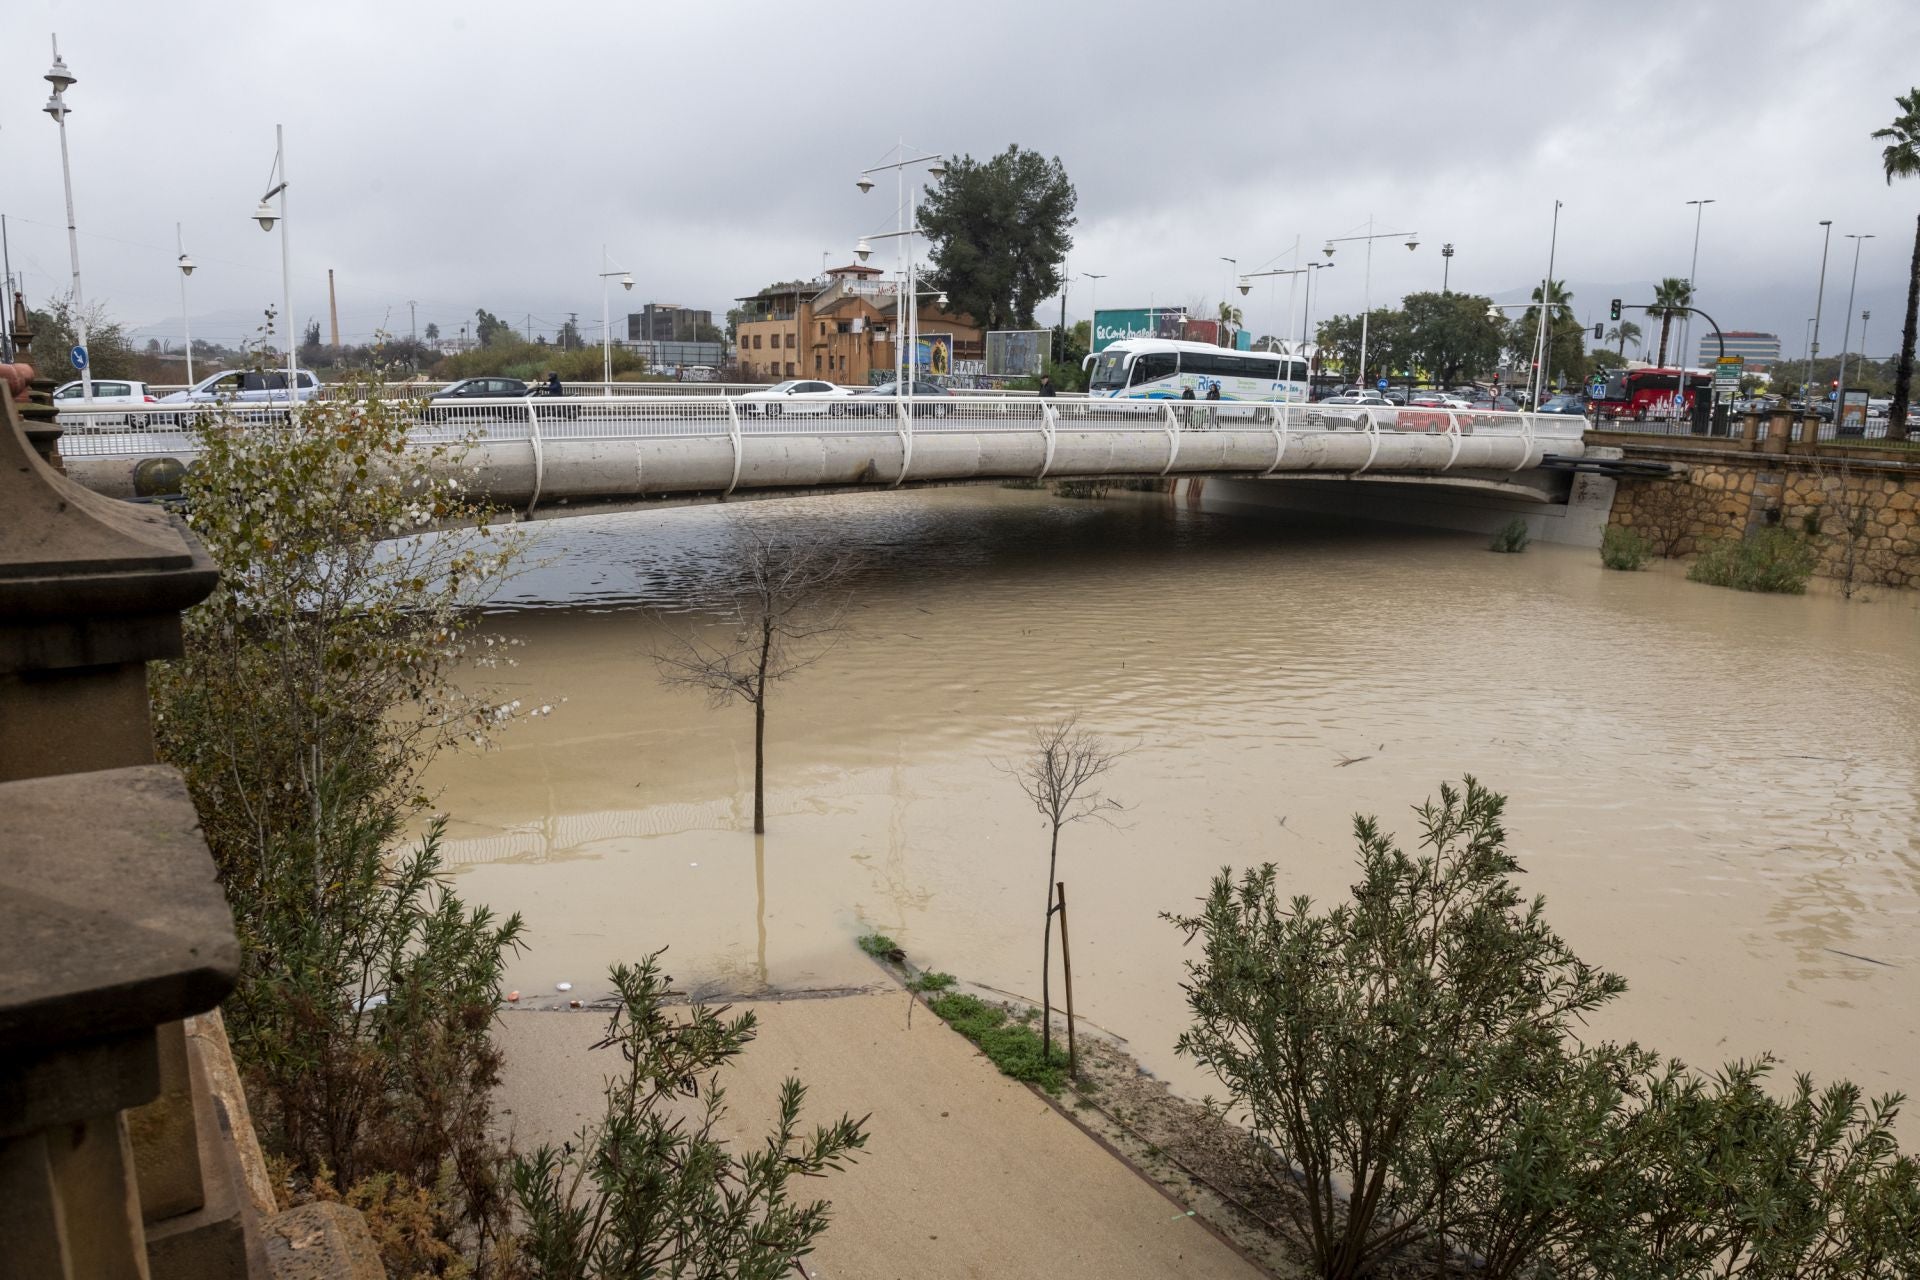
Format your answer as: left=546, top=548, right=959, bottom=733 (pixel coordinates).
left=1593, top=323, right=1604, bottom=340
left=1609, top=298, right=1622, bottom=321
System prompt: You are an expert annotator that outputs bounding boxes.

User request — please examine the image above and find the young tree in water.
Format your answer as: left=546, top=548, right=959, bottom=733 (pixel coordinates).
left=1006, top=718, right=1123, bottom=1066
left=650, top=524, right=853, bottom=834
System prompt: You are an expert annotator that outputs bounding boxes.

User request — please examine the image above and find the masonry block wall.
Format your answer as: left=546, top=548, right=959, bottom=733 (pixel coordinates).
left=1608, top=452, right=1920, bottom=590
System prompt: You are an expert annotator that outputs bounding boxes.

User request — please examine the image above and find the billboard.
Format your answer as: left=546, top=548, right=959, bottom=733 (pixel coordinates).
left=985, top=330, right=1052, bottom=378
left=1092, top=307, right=1189, bottom=352
left=913, top=333, right=954, bottom=378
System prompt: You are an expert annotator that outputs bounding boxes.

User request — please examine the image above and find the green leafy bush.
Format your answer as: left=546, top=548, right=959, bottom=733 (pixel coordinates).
left=151, top=372, right=530, bottom=1260
left=1688, top=526, right=1818, bottom=593
left=1167, top=779, right=1920, bottom=1278
left=856, top=932, right=900, bottom=958
left=512, top=955, right=867, bottom=1278
left=1601, top=525, right=1653, bottom=570
left=1490, top=517, right=1532, bottom=553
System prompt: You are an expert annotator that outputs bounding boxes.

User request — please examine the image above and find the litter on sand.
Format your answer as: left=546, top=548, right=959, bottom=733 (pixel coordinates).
left=555, top=981, right=573, bottom=992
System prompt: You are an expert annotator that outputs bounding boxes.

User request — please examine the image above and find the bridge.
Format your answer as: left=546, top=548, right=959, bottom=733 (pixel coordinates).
left=53, top=394, right=1587, bottom=520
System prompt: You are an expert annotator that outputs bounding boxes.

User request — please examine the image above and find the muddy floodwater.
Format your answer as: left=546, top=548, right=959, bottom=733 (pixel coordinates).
left=425, top=486, right=1920, bottom=1114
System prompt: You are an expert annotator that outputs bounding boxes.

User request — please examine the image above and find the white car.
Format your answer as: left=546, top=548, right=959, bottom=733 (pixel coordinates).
left=54, top=378, right=160, bottom=427
left=736, top=379, right=854, bottom=416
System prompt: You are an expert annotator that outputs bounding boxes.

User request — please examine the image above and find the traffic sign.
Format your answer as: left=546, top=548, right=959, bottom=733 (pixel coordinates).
left=69, top=345, right=87, bottom=371
left=1713, top=354, right=1742, bottom=392
left=1588, top=380, right=1607, bottom=399
left=1376, top=377, right=1388, bottom=392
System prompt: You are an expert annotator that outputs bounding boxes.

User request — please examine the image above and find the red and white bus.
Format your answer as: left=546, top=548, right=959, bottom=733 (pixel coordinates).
left=1589, top=367, right=1712, bottom=422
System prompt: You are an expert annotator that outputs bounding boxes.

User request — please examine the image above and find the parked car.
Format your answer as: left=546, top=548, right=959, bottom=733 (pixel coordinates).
left=849, top=380, right=953, bottom=417
left=53, top=378, right=159, bottom=427
left=1408, top=393, right=1474, bottom=409
left=428, top=376, right=577, bottom=422
left=736, top=378, right=853, bottom=416
left=158, top=368, right=321, bottom=407
left=1306, top=391, right=1391, bottom=428
left=1536, top=396, right=1589, bottom=416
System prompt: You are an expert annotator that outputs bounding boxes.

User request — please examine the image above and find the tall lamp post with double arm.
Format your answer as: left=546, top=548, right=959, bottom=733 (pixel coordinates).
left=855, top=148, right=946, bottom=388
left=1320, top=218, right=1420, bottom=390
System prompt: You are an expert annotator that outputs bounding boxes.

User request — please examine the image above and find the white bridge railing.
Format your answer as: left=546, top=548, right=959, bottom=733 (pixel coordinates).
left=51, top=395, right=1584, bottom=462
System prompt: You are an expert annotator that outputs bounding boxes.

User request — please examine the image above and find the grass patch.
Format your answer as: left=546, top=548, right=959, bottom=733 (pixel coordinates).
left=905, top=970, right=957, bottom=994
left=998, top=478, right=1046, bottom=490
left=1489, top=517, right=1532, bottom=553
left=1051, top=479, right=1113, bottom=500
left=856, top=933, right=901, bottom=959
left=926, top=993, right=1070, bottom=1093
left=1687, top=526, right=1817, bottom=594
left=1600, top=525, right=1652, bottom=571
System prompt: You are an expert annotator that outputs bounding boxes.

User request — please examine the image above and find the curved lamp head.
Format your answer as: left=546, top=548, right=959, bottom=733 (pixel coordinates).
left=1405, top=238, right=1420, bottom=251
left=1322, top=242, right=1335, bottom=258
left=45, top=53, right=75, bottom=93
left=854, top=239, right=873, bottom=263
left=620, top=273, right=634, bottom=292
left=1237, top=279, right=1251, bottom=296
left=1486, top=303, right=1503, bottom=322
left=43, top=92, right=68, bottom=120
left=856, top=176, right=874, bottom=194
left=254, top=200, right=279, bottom=232
left=937, top=292, right=948, bottom=307
left=927, top=159, right=948, bottom=179
left=178, top=254, right=195, bottom=277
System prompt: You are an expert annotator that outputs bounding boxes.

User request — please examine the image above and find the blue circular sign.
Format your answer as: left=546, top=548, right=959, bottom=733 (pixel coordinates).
left=1375, top=377, right=1388, bottom=391
left=70, top=345, right=88, bottom=371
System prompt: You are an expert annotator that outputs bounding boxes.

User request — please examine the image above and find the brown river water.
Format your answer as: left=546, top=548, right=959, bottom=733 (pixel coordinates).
left=423, top=485, right=1920, bottom=1113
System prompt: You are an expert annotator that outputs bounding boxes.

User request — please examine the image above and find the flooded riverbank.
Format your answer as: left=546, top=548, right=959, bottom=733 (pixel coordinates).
left=424, top=485, right=1920, bottom=1115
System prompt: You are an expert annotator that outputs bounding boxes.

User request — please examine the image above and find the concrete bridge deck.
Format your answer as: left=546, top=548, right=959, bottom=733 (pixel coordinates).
left=54, top=395, right=1585, bottom=515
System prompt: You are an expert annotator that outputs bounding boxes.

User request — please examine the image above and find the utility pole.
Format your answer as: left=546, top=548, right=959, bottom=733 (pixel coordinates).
left=327, top=268, right=340, bottom=349
left=407, top=299, right=417, bottom=344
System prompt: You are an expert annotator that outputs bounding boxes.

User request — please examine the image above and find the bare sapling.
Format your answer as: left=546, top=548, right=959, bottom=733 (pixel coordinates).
left=1005, top=717, right=1124, bottom=1066
left=649, top=522, right=854, bottom=834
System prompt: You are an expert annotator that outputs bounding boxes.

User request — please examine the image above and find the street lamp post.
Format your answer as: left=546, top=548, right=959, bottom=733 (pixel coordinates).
left=1321, top=216, right=1419, bottom=388
left=1530, top=200, right=1563, bottom=407
left=1808, top=220, right=1834, bottom=424
left=1081, top=272, right=1105, bottom=355
left=598, top=246, right=634, bottom=394
left=1300, top=261, right=1333, bottom=379
left=176, top=223, right=195, bottom=386
left=43, top=35, right=91, bottom=402
left=251, top=124, right=296, bottom=409
left=1677, top=198, right=1714, bottom=376
left=857, top=148, right=945, bottom=388
left=1441, top=243, right=1454, bottom=293
left=1835, top=233, right=1874, bottom=420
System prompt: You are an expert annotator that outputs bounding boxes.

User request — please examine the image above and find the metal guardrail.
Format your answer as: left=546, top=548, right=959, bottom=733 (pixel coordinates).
left=51, top=395, right=1581, bottom=461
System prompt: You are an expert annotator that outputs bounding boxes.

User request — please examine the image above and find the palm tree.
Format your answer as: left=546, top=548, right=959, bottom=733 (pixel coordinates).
left=1873, top=88, right=1920, bottom=441
left=1649, top=278, right=1693, bottom=368
left=1606, top=319, right=1643, bottom=356
left=1216, top=300, right=1243, bottom=346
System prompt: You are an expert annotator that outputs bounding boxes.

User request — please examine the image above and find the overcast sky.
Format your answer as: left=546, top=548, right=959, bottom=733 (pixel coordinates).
left=3, top=0, right=1916, bottom=363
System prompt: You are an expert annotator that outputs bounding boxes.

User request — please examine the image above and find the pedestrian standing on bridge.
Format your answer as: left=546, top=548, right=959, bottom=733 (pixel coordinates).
left=1038, top=373, right=1055, bottom=398
left=1180, top=383, right=1196, bottom=429
left=1205, top=378, right=1220, bottom=429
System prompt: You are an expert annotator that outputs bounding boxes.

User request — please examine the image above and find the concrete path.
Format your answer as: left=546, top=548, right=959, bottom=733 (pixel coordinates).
left=496, top=990, right=1265, bottom=1280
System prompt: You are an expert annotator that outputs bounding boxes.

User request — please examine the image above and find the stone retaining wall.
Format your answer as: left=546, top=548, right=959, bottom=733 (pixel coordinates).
left=1606, top=447, right=1920, bottom=590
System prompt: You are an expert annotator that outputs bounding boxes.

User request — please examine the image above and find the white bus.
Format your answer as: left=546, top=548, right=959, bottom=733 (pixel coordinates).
left=1085, top=338, right=1309, bottom=403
